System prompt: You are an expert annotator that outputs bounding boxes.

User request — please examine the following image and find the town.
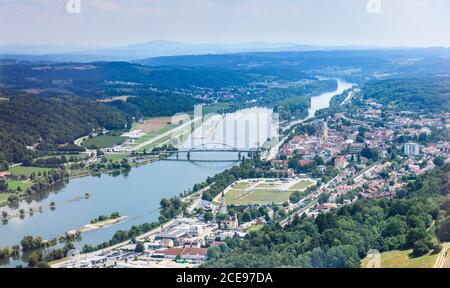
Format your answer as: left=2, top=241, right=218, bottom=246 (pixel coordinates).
left=50, top=90, right=450, bottom=268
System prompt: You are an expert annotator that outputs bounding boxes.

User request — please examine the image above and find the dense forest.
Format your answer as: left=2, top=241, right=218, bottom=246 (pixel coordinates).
left=108, top=92, right=198, bottom=118
left=0, top=61, right=256, bottom=96
left=203, top=164, right=450, bottom=268
left=0, top=90, right=126, bottom=163
left=360, top=77, right=450, bottom=113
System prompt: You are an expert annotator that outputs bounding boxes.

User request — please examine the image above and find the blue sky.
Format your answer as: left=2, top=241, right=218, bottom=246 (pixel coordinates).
left=1, top=0, right=449, bottom=47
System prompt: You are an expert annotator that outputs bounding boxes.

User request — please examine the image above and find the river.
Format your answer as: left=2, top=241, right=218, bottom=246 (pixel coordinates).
left=0, top=79, right=353, bottom=267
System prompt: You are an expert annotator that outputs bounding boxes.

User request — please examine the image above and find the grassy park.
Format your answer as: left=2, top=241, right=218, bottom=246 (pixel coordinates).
left=5, top=179, right=33, bottom=192
left=104, top=153, right=130, bottom=162
left=82, top=135, right=125, bottom=149
left=8, top=166, right=52, bottom=177
left=221, top=179, right=315, bottom=205
left=225, top=189, right=293, bottom=205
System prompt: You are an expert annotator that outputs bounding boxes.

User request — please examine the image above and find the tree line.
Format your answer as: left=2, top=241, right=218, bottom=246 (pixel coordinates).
left=203, top=164, right=450, bottom=268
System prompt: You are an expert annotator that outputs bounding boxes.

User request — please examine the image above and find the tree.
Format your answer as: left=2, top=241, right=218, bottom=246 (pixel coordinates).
left=207, top=247, right=221, bottom=260
left=361, top=148, right=378, bottom=160
left=0, top=180, right=7, bottom=192
left=204, top=212, right=213, bottom=222
left=412, top=240, right=431, bottom=257
left=318, top=193, right=329, bottom=204
left=382, top=216, right=408, bottom=237
left=135, top=242, right=145, bottom=253
left=27, top=251, right=43, bottom=267
left=434, top=157, right=445, bottom=168
left=437, top=216, right=450, bottom=242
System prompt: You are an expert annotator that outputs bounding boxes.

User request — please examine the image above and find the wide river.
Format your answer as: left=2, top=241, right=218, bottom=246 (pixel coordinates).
left=0, top=79, right=353, bottom=267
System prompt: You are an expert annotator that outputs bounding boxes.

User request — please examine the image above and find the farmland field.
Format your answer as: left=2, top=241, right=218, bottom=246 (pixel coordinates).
left=5, top=179, right=32, bottom=192
left=8, top=166, right=52, bottom=177
left=82, top=135, right=126, bottom=149
left=104, top=153, right=130, bottom=162
left=132, top=125, right=177, bottom=146
left=133, top=117, right=173, bottom=133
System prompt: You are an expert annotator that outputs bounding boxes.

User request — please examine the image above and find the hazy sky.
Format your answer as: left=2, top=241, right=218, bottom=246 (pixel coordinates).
left=1, top=0, right=449, bottom=48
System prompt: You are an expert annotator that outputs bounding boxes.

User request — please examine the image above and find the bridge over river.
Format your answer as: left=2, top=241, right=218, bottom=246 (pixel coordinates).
left=148, top=143, right=261, bottom=161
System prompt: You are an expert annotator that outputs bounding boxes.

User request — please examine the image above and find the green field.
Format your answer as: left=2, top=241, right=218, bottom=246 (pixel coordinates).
left=361, top=250, right=439, bottom=268
left=232, top=182, right=252, bottom=189
left=137, top=134, right=172, bottom=152
left=289, top=180, right=315, bottom=191
left=6, top=180, right=33, bottom=192
left=246, top=224, right=264, bottom=233
left=201, top=103, right=232, bottom=115
left=34, top=153, right=86, bottom=161
left=0, top=193, right=12, bottom=205
left=225, top=189, right=293, bottom=205
left=104, top=153, right=130, bottom=162
left=83, top=135, right=125, bottom=149
left=8, top=166, right=52, bottom=177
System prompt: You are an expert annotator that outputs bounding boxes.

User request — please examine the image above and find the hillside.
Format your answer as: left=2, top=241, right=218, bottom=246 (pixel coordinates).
left=203, top=164, right=450, bottom=268
left=0, top=90, right=126, bottom=163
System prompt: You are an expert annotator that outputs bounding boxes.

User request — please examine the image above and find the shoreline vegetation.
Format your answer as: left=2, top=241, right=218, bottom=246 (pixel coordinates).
left=69, top=214, right=126, bottom=235
left=0, top=82, right=349, bottom=267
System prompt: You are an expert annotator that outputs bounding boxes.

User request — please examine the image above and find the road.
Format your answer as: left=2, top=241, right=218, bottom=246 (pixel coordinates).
left=435, top=243, right=449, bottom=268
left=280, top=199, right=318, bottom=227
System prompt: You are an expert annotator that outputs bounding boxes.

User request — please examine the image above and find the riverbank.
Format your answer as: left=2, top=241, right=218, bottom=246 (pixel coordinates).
left=68, top=216, right=127, bottom=235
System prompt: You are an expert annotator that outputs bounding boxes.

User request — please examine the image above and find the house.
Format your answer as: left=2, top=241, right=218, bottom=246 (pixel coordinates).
left=209, top=241, right=226, bottom=248
left=298, top=159, right=314, bottom=166
left=317, top=203, right=338, bottom=211
left=334, top=156, right=348, bottom=169
left=348, top=143, right=364, bottom=154
left=223, top=215, right=239, bottom=230
left=160, top=239, right=174, bottom=248
left=0, top=172, right=11, bottom=179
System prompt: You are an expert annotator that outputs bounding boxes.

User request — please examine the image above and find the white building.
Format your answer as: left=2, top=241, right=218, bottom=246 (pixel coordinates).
left=404, top=142, right=420, bottom=156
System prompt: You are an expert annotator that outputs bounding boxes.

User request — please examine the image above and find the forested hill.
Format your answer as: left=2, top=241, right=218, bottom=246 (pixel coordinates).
left=360, top=77, right=450, bottom=113
left=0, top=90, right=126, bottom=163
left=203, top=164, right=450, bottom=268
left=0, top=61, right=255, bottom=96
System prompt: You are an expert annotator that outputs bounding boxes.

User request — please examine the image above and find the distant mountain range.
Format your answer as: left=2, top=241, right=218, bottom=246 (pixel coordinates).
left=0, top=41, right=380, bottom=62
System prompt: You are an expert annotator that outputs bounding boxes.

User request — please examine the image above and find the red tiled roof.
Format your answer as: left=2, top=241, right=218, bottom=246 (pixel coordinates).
left=0, top=172, right=11, bottom=178
left=298, top=159, right=314, bottom=166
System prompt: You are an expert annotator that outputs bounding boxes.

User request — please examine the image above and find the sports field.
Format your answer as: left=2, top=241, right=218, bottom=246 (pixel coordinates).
left=225, top=189, right=293, bottom=205
left=221, top=179, right=315, bottom=205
